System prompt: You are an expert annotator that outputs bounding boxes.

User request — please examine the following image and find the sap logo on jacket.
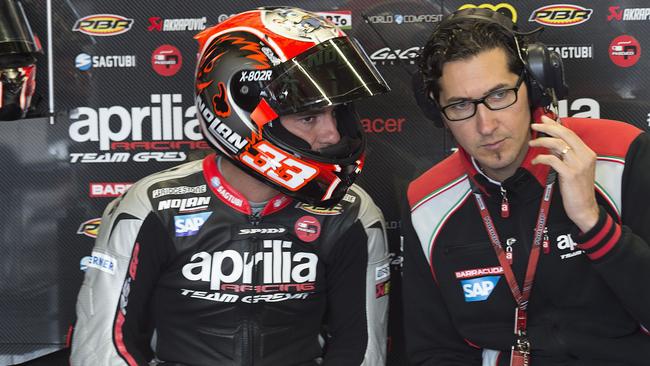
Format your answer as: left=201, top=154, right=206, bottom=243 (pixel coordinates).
left=461, top=276, right=500, bottom=302
left=175, top=212, right=212, bottom=237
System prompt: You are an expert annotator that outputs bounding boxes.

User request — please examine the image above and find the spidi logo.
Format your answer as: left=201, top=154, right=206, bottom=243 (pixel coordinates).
left=68, top=94, right=206, bottom=163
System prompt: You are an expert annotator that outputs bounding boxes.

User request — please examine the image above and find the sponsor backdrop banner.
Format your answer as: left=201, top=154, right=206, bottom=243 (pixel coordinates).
left=1, top=0, right=649, bottom=364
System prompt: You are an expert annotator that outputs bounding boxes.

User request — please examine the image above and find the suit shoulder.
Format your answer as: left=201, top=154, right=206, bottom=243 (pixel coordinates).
left=407, top=153, right=466, bottom=208
left=562, top=118, right=642, bottom=158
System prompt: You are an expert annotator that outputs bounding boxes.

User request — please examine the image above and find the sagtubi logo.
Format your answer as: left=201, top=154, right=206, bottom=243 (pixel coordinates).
left=73, top=14, right=134, bottom=36
left=529, top=4, right=592, bottom=27
left=75, top=53, right=137, bottom=71
left=459, top=3, right=518, bottom=23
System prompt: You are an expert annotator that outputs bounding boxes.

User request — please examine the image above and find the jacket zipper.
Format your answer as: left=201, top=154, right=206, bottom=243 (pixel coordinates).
left=243, top=213, right=261, bottom=366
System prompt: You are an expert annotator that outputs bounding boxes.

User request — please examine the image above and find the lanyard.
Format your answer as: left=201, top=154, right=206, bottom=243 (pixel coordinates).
left=470, top=171, right=556, bottom=364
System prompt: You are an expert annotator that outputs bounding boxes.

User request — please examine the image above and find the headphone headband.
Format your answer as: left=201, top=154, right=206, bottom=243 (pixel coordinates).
left=414, top=7, right=568, bottom=127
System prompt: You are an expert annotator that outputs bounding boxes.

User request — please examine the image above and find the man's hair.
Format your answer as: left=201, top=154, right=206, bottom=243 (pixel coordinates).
left=419, top=18, right=527, bottom=103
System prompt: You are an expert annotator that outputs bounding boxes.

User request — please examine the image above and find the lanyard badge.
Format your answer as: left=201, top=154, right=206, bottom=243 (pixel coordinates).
left=471, top=173, right=556, bottom=366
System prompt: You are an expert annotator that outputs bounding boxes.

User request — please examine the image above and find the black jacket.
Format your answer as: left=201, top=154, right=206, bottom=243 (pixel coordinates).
left=403, top=117, right=650, bottom=366
left=71, top=154, right=389, bottom=366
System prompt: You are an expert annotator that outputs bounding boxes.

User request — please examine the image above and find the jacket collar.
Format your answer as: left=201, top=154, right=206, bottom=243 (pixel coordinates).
left=202, top=153, right=292, bottom=216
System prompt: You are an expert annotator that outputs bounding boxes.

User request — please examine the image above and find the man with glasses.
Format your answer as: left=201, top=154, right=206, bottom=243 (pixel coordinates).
left=402, top=7, right=650, bottom=366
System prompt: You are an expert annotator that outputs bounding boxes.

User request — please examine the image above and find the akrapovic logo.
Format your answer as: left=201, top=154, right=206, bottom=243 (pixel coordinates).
left=529, top=4, right=592, bottom=27
left=69, top=94, right=201, bottom=152
left=158, top=197, right=210, bottom=213
left=73, top=14, right=134, bottom=36
left=608, top=6, right=650, bottom=21
left=182, top=240, right=318, bottom=290
left=147, top=17, right=207, bottom=31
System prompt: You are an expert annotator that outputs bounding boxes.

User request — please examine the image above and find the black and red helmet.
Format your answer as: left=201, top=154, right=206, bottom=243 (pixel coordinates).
left=194, top=7, right=389, bottom=206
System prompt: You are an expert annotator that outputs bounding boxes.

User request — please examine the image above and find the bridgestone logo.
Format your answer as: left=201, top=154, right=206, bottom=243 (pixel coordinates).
left=152, top=185, right=207, bottom=198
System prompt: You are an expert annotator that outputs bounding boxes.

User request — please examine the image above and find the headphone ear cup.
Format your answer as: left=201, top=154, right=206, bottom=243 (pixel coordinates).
left=411, top=71, right=444, bottom=128
left=522, top=43, right=568, bottom=108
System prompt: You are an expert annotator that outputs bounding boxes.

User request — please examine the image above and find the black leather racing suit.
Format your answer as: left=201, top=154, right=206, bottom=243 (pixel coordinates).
left=71, top=154, right=390, bottom=366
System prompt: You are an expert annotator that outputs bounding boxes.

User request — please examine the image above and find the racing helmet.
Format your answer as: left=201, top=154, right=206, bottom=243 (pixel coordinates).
left=195, top=7, right=389, bottom=206
left=0, top=0, right=40, bottom=121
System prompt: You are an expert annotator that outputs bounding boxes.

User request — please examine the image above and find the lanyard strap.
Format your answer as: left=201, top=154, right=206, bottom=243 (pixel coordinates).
left=472, top=178, right=555, bottom=335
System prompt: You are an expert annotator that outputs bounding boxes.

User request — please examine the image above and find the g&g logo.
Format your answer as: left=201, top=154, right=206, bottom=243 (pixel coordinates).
left=458, top=3, right=517, bottom=22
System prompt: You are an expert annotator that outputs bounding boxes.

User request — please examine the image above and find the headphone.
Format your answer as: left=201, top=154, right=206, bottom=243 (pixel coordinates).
left=413, top=7, right=568, bottom=127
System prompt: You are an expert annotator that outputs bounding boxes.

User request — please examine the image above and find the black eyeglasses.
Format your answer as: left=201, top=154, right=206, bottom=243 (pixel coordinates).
left=439, top=72, right=525, bottom=122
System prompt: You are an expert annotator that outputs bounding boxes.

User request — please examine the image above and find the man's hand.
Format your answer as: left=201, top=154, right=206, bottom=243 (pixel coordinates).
left=529, top=115, right=599, bottom=233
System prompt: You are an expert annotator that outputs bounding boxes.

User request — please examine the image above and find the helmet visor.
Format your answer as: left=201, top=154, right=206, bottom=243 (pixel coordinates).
left=263, top=37, right=389, bottom=115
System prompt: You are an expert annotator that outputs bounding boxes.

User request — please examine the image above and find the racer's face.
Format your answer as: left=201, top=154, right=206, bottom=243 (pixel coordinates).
left=438, top=47, right=532, bottom=181
left=279, top=106, right=340, bottom=151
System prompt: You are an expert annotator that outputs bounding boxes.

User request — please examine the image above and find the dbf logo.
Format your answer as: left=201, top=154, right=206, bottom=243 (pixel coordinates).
left=529, top=4, right=592, bottom=26
left=151, top=45, right=182, bottom=76
left=609, top=35, right=641, bottom=68
left=459, top=3, right=517, bottom=22
left=73, top=14, right=134, bottom=36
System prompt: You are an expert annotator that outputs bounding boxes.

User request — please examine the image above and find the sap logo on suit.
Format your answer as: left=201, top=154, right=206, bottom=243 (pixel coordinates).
left=174, top=212, right=212, bottom=237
